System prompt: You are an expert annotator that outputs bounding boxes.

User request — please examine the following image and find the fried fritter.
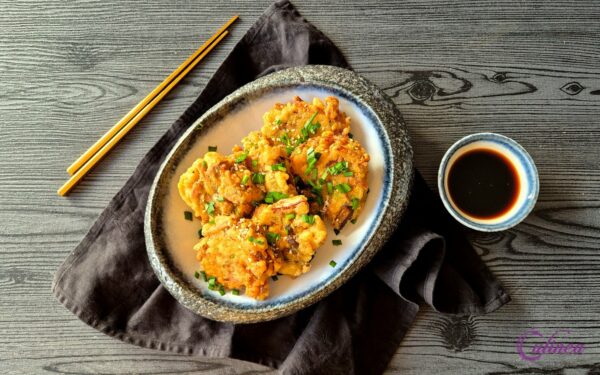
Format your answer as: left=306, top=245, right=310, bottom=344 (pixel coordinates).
left=252, top=195, right=327, bottom=277
left=261, top=96, right=351, bottom=150
left=178, top=152, right=264, bottom=223
left=194, top=216, right=282, bottom=300
left=233, top=131, right=297, bottom=196
left=290, top=131, right=370, bottom=230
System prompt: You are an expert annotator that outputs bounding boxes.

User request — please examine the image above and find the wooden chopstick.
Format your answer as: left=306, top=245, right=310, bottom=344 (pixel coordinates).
left=57, top=29, right=231, bottom=197
left=66, top=15, right=238, bottom=176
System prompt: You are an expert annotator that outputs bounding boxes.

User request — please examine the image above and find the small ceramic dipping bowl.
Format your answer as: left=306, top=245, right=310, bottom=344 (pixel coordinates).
left=438, top=133, right=539, bottom=232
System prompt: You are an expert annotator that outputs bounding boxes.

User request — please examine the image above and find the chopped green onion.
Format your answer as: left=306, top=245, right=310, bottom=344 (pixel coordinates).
left=285, top=213, right=296, bottom=220
left=231, top=289, right=240, bottom=295
left=252, top=173, right=265, bottom=184
left=241, top=174, right=249, bottom=186
left=184, top=211, right=193, bottom=221
left=194, top=271, right=200, bottom=279
left=302, top=214, right=315, bottom=224
left=320, top=170, right=329, bottom=180
left=264, top=191, right=289, bottom=204
left=256, top=239, right=265, bottom=245
left=351, top=219, right=357, bottom=224
left=343, top=171, right=354, bottom=177
left=208, top=284, right=217, bottom=291
left=332, top=240, right=342, bottom=246
left=208, top=145, right=217, bottom=152
left=201, top=271, right=208, bottom=281
left=208, top=277, right=216, bottom=286
left=285, top=146, right=295, bottom=156
left=305, top=147, right=321, bottom=175
left=248, top=236, right=256, bottom=243
left=266, top=232, right=280, bottom=246
left=271, top=163, right=286, bottom=172
left=198, top=229, right=203, bottom=238
left=202, top=160, right=208, bottom=169
left=215, top=196, right=225, bottom=202
left=209, top=219, right=215, bottom=225
left=218, top=286, right=226, bottom=296
left=251, top=159, right=258, bottom=169
left=275, top=118, right=282, bottom=125
left=328, top=161, right=349, bottom=175
left=329, top=260, right=337, bottom=267
left=351, top=198, right=360, bottom=210
left=326, top=182, right=334, bottom=194
left=204, top=201, right=215, bottom=215
left=336, top=183, right=352, bottom=193
left=271, top=275, right=279, bottom=281
left=235, top=152, right=247, bottom=163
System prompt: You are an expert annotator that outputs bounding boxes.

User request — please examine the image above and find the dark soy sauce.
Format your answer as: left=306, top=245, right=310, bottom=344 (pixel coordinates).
left=447, top=148, right=520, bottom=220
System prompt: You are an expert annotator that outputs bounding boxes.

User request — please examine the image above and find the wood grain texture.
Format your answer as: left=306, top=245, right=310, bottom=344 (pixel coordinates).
left=1, top=0, right=599, bottom=373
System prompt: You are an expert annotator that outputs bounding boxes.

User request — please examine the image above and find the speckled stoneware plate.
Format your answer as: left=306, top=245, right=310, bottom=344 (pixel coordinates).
left=145, top=65, right=413, bottom=323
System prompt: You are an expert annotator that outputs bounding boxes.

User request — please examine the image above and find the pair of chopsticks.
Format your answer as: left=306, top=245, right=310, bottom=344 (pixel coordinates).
left=57, top=15, right=239, bottom=196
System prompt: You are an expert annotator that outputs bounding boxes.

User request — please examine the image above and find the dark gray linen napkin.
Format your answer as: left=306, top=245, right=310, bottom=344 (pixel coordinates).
left=52, top=1, right=510, bottom=374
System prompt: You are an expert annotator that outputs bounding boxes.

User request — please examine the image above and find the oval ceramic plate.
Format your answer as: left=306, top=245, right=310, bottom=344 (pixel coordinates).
left=145, top=65, right=413, bottom=323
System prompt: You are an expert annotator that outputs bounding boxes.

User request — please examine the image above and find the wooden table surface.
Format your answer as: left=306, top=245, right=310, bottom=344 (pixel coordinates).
left=2, top=1, right=599, bottom=373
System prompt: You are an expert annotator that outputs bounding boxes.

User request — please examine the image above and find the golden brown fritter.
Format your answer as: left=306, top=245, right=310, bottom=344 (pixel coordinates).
left=194, top=216, right=282, bottom=300
left=233, top=131, right=297, bottom=196
left=178, top=152, right=264, bottom=223
left=252, top=195, right=327, bottom=277
left=261, top=96, right=351, bottom=151
left=290, top=131, right=370, bottom=230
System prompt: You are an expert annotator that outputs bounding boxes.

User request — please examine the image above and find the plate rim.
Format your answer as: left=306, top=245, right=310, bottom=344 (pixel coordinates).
left=145, top=65, right=414, bottom=323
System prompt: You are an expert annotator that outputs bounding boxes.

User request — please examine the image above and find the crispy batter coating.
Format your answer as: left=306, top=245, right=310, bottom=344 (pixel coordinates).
left=194, top=216, right=282, bottom=300
left=261, top=96, right=351, bottom=149
left=178, top=152, right=264, bottom=223
left=252, top=195, right=327, bottom=277
left=290, top=131, right=370, bottom=230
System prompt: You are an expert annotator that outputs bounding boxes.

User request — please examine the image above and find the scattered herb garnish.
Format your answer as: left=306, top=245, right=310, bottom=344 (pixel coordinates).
left=184, top=211, right=193, bottom=221
left=194, top=271, right=200, bottom=279
left=302, top=214, right=315, bottom=224
left=328, top=161, right=349, bottom=176
left=329, top=260, right=337, bottom=267
left=248, top=236, right=256, bottom=243
left=231, top=289, right=240, bottom=295
left=297, top=111, right=320, bottom=144
left=252, top=173, right=265, bottom=184
left=305, top=147, right=322, bottom=175
left=251, top=159, right=258, bottom=169
left=256, top=239, right=265, bottom=245
left=332, top=239, right=342, bottom=246
left=343, top=171, right=354, bottom=177
left=275, top=118, right=282, bottom=125
left=218, top=286, right=226, bottom=296
left=271, top=163, right=286, bottom=172
left=326, top=182, right=334, bottom=194
left=336, top=183, right=352, bottom=193
left=241, top=174, right=249, bottom=186
left=201, top=271, right=208, bottom=281
left=235, top=152, right=247, bottom=163
left=216, top=196, right=225, bottom=202
left=285, top=213, right=296, bottom=220
left=204, top=202, right=215, bottom=215
left=209, top=219, right=215, bottom=225
left=208, top=277, right=216, bottom=287
left=208, top=145, right=217, bottom=152
left=264, top=191, right=289, bottom=203
left=266, top=232, right=280, bottom=246
left=202, top=160, right=208, bottom=169
left=351, top=198, right=360, bottom=210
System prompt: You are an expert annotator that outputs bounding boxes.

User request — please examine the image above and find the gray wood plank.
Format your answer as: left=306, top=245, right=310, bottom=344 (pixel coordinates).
left=1, top=0, right=599, bottom=373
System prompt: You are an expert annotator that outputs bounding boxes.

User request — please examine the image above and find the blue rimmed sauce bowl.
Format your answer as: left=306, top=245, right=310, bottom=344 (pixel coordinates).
left=438, top=133, right=539, bottom=232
